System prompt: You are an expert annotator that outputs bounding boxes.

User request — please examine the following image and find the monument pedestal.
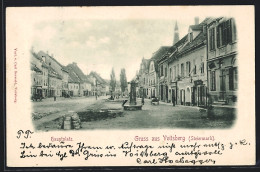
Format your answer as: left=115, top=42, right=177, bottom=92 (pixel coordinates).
left=123, top=80, right=142, bottom=111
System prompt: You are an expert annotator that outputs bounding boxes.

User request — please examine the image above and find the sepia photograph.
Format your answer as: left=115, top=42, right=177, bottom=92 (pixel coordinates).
left=30, top=16, right=237, bottom=131
left=5, top=6, right=255, bottom=167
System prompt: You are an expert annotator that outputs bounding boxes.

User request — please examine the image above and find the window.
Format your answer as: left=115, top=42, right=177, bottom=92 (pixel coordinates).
left=229, top=67, right=238, bottom=90
left=234, top=68, right=238, bottom=90
left=201, top=62, right=204, bottom=74
left=170, top=68, right=172, bottom=81
left=210, top=71, right=216, bottom=91
left=217, top=19, right=233, bottom=47
left=177, top=64, right=179, bottom=77
left=231, top=19, right=237, bottom=41
left=181, top=63, right=184, bottom=77
left=160, top=65, right=164, bottom=77
left=209, top=28, right=215, bottom=50
left=186, top=61, right=191, bottom=76
left=165, top=67, right=167, bottom=77
left=193, top=59, right=196, bottom=75
left=173, top=66, right=176, bottom=80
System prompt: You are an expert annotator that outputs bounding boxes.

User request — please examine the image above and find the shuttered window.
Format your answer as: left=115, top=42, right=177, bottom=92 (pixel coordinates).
left=229, top=67, right=238, bottom=90
left=232, top=19, right=237, bottom=41
left=209, top=28, right=215, bottom=50
left=217, top=19, right=233, bottom=47
left=229, top=68, right=234, bottom=90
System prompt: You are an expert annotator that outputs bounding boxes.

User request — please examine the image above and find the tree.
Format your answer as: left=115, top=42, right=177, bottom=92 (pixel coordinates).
left=110, top=68, right=116, bottom=93
left=120, top=68, right=128, bottom=93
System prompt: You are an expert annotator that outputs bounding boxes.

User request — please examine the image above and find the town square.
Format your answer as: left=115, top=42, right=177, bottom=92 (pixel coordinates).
left=30, top=16, right=237, bottom=130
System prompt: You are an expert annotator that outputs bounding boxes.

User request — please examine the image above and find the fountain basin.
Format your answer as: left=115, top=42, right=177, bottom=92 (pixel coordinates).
left=123, top=104, right=142, bottom=111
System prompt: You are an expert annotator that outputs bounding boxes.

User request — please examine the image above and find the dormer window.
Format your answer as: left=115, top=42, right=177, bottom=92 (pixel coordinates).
left=189, top=32, right=193, bottom=42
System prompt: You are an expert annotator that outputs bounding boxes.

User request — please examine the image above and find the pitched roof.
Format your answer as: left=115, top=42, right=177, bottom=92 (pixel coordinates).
left=31, top=51, right=62, bottom=79
left=89, top=71, right=107, bottom=85
left=179, top=31, right=206, bottom=55
left=84, top=75, right=92, bottom=84
left=66, top=63, right=90, bottom=83
left=37, top=51, right=69, bottom=73
left=139, top=58, right=150, bottom=74
left=31, top=51, right=42, bottom=61
left=151, top=46, right=171, bottom=61
left=168, top=18, right=210, bottom=63
left=65, top=66, right=81, bottom=83
left=31, top=63, right=42, bottom=73
left=31, top=51, right=49, bottom=68
left=149, top=46, right=171, bottom=72
left=48, top=66, right=62, bottom=80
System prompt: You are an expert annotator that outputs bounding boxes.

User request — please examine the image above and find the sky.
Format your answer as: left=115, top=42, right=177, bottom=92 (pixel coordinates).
left=30, top=7, right=209, bottom=81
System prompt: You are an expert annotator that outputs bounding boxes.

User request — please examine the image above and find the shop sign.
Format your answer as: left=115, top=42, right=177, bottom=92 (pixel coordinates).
left=194, top=80, right=203, bottom=86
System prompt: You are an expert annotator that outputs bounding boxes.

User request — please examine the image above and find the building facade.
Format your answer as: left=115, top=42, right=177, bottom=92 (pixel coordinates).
left=88, top=71, right=108, bottom=96
left=167, top=18, right=209, bottom=107
left=158, top=50, right=171, bottom=102
left=68, top=81, right=80, bottom=97
left=31, top=50, right=64, bottom=98
left=147, top=60, right=157, bottom=98
left=30, top=63, right=43, bottom=98
left=66, top=62, right=92, bottom=97
left=137, top=58, right=149, bottom=98
left=207, top=17, right=237, bottom=106
left=37, top=51, right=69, bottom=97
left=167, top=35, right=188, bottom=105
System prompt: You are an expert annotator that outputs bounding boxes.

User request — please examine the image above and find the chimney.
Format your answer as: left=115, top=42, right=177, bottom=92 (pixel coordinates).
left=46, top=51, right=49, bottom=55
left=73, top=62, right=77, bottom=66
left=42, top=56, right=46, bottom=62
left=195, top=17, right=199, bottom=25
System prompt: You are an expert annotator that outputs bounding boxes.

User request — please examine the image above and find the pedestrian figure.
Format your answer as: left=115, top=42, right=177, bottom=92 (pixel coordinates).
left=142, top=97, right=144, bottom=105
left=172, top=96, right=175, bottom=106
left=207, top=94, right=214, bottom=119
left=122, top=100, right=128, bottom=107
left=54, top=96, right=56, bottom=101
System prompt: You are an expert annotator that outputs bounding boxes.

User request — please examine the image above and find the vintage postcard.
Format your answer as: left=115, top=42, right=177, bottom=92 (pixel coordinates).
left=6, top=6, right=255, bottom=167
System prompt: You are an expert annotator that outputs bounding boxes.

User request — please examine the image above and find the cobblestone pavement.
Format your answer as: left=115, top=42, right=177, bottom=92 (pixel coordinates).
left=80, top=98, right=235, bottom=130
left=34, top=97, right=236, bottom=131
left=32, top=96, right=109, bottom=129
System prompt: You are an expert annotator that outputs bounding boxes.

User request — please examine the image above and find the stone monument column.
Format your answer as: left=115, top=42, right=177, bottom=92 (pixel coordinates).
left=130, top=81, right=137, bottom=105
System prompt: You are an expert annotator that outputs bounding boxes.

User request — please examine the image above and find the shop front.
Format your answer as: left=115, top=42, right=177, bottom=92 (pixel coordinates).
left=192, top=80, right=208, bottom=107
left=31, top=86, right=42, bottom=97
left=169, top=82, right=177, bottom=104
